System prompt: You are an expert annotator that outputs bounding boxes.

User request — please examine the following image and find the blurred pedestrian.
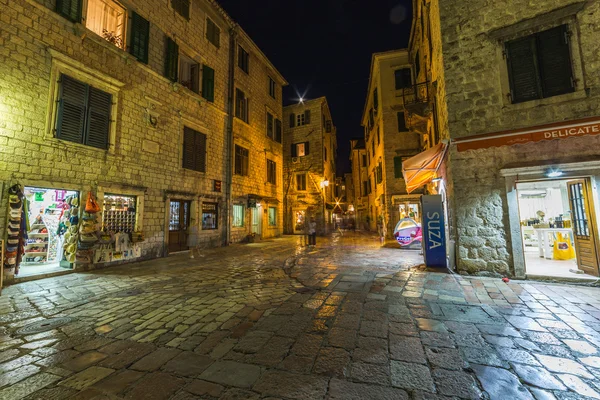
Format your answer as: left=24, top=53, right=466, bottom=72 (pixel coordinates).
left=308, top=218, right=317, bottom=246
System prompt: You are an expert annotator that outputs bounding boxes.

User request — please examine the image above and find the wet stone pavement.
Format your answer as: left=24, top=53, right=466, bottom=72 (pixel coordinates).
left=1, top=233, right=600, bottom=399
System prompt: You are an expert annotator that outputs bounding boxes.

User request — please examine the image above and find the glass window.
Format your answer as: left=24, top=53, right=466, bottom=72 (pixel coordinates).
left=296, top=113, right=305, bottom=126
left=234, top=145, right=249, bottom=176
left=235, top=89, right=249, bottom=123
left=179, top=53, right=199, bottom=93
left=232, top=204, right=244, bottom=227
left=266, top=112, right=274, bottom=139
left=86, top=0, right=126, bottom=49
left=267, top=160, right=276, bottom=185
left=206, top=18, right=220, bottom=48
left=296, top=143, right=306, bottom=157
left=296, top=173, right=307, bottom=191
left=238, top=45, right=249, bottom=73
left=202, top=202, right=218, bottom=230
left=102, top=194, right=137, bottom=233
left=269, top=77, right=276, bottom=98
left=268, top=207, right=277, bottom=226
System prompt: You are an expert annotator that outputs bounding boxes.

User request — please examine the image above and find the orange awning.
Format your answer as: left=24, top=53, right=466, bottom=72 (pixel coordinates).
left=402, top=142, right=447, bottom=194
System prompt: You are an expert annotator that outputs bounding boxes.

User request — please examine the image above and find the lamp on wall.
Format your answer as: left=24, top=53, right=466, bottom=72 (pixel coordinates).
left=546, top=168, right=563, bottom=178
left=320, top=179, right=330, bottom=188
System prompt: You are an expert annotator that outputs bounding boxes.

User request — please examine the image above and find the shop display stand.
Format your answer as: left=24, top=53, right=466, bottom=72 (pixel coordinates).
left=23, top=219, right=48, bottom=265
left=43, top=205, right=62, bottom=262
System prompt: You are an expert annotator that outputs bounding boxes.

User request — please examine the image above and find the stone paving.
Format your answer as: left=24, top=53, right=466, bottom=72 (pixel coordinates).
left=1, top=232, right=600, bottom=399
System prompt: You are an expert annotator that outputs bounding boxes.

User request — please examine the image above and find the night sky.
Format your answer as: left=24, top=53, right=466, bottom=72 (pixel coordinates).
left=218, top=0, right=413, bottom=176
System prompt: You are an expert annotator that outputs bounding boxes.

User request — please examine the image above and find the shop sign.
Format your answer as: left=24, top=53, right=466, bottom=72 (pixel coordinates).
left=213, top=180, right=222, bottom=192
left=456, top=117, right=600, bottom=152
left=421, top=195, right=446, bottom=268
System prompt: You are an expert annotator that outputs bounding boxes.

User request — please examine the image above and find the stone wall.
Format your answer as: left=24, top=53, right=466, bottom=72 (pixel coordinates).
left=437, top=0, right=600, bottom=274
left=0, top=0, right=285, bottom=279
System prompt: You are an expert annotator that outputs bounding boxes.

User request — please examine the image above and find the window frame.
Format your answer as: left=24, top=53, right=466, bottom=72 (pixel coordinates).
left=235, top=88, right=249, bottom=123
left=232, top=204, right=245, bottom=227
left=182, top=126, right=207, bottom=173
left=296, top=173, right=307, bottom=191
left=170, top=0, right=190, bottom=20
left=268, top=207, right=277, bottom=226
left=85, top=0, right=127, bottom=50
left=268, top=77, right=276, bottom=98
left=178, top=52, right=200, bottom=94
left=266, top=112, right=274, bottom=140
left=206, top=17, right=221, bottom=48
left=234, top=144, right=249, bottom=176
left=238, top=45, right=250, bottom=74
left=201, top=202, right=218, bottom=230
left=267, top=159, right=276, bottom=185
left=397, top=112, right=407, bottom=132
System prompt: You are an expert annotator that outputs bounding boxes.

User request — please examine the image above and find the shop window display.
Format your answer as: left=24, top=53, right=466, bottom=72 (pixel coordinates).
left=202, top=203, right=218, bottom=230
left=102, top=194, right=137, bottom=233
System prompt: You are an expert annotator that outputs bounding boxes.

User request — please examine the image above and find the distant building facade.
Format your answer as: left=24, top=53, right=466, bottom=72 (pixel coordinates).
left=361, top=50, right=423, bottom=235
left=349, top=139, right=369, bottom=229
left=283, top=97, right=337, bottom=235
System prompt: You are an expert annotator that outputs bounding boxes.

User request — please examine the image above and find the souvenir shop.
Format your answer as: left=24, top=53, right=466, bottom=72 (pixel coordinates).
left=3, top=184, right=144, bottom=282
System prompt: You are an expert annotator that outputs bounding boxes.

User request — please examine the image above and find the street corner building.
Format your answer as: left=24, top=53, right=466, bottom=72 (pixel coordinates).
left=411, top=0, right=600, bottom=279
left=0, top=0, right=287, bottom=285
left=283, top=97, right=337, bottom=236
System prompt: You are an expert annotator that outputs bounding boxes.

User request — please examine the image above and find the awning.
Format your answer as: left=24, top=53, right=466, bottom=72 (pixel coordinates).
left=402, top=142, right=447, bottom=194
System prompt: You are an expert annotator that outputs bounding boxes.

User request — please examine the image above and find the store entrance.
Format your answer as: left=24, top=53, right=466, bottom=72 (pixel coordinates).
left=517, top=179, right=599, bottom=279
left=20, top=187, right=78, bottom=277
left=251, top=206, right=262, bottom=237
left=293, top=210, right=306, bottom=234
left=168, top=200, right=190, bottom=253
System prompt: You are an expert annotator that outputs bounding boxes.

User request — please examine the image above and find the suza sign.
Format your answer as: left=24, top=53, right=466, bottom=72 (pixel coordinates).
left=421, top=195, right=447, bottom=268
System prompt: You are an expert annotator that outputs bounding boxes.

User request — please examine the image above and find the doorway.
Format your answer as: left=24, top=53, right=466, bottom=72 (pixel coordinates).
left=251, top=205, right=262, bottom=237
left=293, top=210, right=306, bottom=234
left=516, top=179, right=599, bottom=279
left=168, top=200, right=190, bottom=253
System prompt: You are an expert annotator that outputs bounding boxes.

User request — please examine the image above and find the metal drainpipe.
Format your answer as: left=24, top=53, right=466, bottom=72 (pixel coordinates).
left=224, top=25, right=237, bottom=246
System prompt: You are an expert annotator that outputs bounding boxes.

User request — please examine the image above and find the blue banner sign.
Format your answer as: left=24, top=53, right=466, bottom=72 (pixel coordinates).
left=421, top=195, right=447, bottom=268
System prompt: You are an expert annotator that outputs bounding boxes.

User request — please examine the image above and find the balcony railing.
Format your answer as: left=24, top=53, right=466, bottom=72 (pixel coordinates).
left=401, top=81, right=430, bottom=106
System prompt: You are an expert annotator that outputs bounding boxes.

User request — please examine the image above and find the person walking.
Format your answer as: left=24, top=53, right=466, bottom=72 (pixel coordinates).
left=308, top=218, right=317, bottom=247
left=187, top=218, right=203, bottom=259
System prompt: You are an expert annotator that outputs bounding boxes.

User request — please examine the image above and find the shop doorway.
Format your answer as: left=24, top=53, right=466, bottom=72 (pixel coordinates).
left=20, top=187, right=78, bottom=278
left=517, top=179, right=598, bottom=279
left=293, top=210, right=306, bottom=234
left=168, top=200, right=190, bottom=253
left=251, top=206, right=262, bottom=237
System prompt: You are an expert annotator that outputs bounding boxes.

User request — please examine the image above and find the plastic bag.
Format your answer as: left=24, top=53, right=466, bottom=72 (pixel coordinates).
left=553, top=232, right=576, bottom=260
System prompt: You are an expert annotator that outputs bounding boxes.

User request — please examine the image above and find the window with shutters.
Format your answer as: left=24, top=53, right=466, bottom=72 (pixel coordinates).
left=129, top=12, right=149, bottom=64
left=56, top=0, right=83, bottom=22
left=267, top=160, right=276, bottom=185
left=269, top=77, right=276, bottom=98
left=505, top=25, right=574, bottom=103
left=164, top=36, right=179, bottom=82
left=296, top=174, right=307, bottom=191
left=86, top=0, right=126, bottom=49
left=201, top=65, right=215, bottom=102
left=182, top=127, right=206, bottom=172
left=171, top=0, right=190, bottom=19
left=395, top=68, right=412, bottom=90
left=238, top=45, right=250, bottom=74
left=397, top=112, right=407, bottom=132
left=56, top=74, right=112, bottom=150
left=232, top=205, right=245, bottom=227
left=292, top=142, right=309, bottom=157
left=206, top=18, right=220, bottom=48
left=266, top=112, right=274, bottom=140
left=394, top=156, right=403, bottom=178
left=234, top=145, right=249, bottom=176
left=235, top=89, right=249, bottom=123
left=297, top=113, right=305, bottom=126
left=179, top=53, right=200, bottom=94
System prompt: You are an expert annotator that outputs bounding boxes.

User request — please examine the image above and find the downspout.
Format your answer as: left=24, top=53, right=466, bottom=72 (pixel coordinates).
left=321, top=103, right=326, bottom=235
left=224, top=24, right=238, bottom=246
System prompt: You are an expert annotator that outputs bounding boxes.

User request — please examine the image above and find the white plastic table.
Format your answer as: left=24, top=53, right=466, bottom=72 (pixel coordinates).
left=535, top=228, right=573, bottom=259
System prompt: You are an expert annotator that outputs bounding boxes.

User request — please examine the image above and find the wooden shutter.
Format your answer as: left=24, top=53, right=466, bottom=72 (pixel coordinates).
left=267, top=113, right=274, bottom=139
left=195, top=131, right=207, bottom=172
left=373, top=88, right=378, bottom=110
left=394, top=157, right=403, bottom=178
left=291, top=143, right=297, bottom=157
left=57, top=75, right=87, bottom=144
left=304, top=110, right=311, bottom=124
left=165, top=37, right=179, bottom=82
left=538, top=25, right=574, bottom=98
left=304, top=141, right=310, bottom=155
left=275, top=119, right=282, bottom=143
left=190, top=63, right=200, bottom=93
left=182, top=127, right=195, bottom=170
left=289, top=113, right=295, bottom=128
left=129, top=12, right=150, bottom=64
left=235, top=89, right=242, bottom=119
left=85, top=87, right=111, bottom=149
left=56, top=0, right=82, bottom=23
left=201, top=65, right=215, bottom=102
left=506, top=36, right=541, bottom=103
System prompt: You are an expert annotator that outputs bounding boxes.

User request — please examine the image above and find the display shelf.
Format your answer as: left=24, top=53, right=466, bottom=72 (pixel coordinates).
left=24, top=251, right=47, bottom=254
left=29, top=233, right=48, bottom=236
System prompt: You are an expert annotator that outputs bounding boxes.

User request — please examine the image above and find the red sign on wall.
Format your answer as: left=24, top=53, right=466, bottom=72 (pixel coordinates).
left=213, top=180, right=221, bottom=192
left=455, top=117, right=600, bottom=152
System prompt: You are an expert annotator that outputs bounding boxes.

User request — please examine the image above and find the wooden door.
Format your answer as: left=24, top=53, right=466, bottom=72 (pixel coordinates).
left=568, top=179, right=600, bottom=276
left=168, top=200, right=190, bottom=253
left=251, top=206, right=262, bottom=236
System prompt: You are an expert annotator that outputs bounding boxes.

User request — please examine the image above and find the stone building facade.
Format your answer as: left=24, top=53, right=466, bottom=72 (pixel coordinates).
left=361, top=50, right=423, bottom=235
left=411, top=0, right=600, bottom=277
left=349, top=139, right=369, bottom=230
left=283, top=97, right=337, bottom=235
left=0, top=0, right=286, bottom=283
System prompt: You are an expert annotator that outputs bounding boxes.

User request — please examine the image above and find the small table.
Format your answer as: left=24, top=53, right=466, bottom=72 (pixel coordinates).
left=535, top=228, right=573, bottom=259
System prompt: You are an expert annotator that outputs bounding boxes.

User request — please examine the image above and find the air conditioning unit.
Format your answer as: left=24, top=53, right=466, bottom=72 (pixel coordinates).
left=292, top=157, right=299, bottom=163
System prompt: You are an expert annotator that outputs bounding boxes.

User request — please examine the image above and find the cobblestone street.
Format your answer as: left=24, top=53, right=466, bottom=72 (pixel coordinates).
left=1, top=233, right=600, bottom=399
